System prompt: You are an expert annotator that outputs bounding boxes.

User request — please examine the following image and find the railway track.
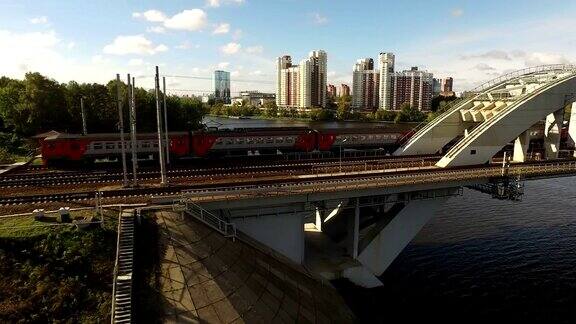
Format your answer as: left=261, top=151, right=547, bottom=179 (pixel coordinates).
left=0, top=156, right=440, bottom=188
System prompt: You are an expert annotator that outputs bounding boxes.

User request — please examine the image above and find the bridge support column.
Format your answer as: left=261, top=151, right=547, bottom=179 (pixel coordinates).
left=568, top=102, right=576, bottom=156
left=346, top=198, right=360, bottom=259
left=513, top=130, right=530, bottom=162
left=232, top=212, right=305, bottom=264
left=357, top=194, right=452, bottom=276
left=545, top=109, right=563, bottom=159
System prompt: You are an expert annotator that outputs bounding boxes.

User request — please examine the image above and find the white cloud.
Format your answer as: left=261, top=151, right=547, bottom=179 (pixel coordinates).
left=231, top=70, right=240, bottom=77
left=146, top=26, right=165, bottom=34
left=522, top=52, right=571, bottom=66
left=217, top=62, right=230, bottom=69
left=461, top=50, right=512, bottom=60
left=451, top=9, right=464, bottom=17
left=132, top=10, right=167, bottom=22
left=175, top=41, right=200, bottom=50
left=245, top=45, right=263, bottom=54
left=128, top=58, right=144, bottom=66
left=206, top=0, right=245, bottom=8
left=474, top=63, right=496, bottom=71
left=66, top=41, right=75, bottom=50
left=29, top=16, right=48, bottom=25
left=91, top=55, right=109, bottom=64
left=312, top=13, right=328, bottom=25
left=249, top=70, right=262, bottom=75
left=103, top=35, right=168, bottom=55
left=163, top=9, right=207, bottom=31
left=220, top=42, right=241, bottom=54
left=213, top=23, right=230, bottom=34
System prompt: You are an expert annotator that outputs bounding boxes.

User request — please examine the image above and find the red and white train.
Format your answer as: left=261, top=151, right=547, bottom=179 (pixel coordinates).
left=36, top=126, right=415, bottom=164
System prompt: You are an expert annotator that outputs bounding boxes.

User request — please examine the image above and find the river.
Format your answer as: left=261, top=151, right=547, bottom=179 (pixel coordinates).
left=207, top=117, right=576, bottom=323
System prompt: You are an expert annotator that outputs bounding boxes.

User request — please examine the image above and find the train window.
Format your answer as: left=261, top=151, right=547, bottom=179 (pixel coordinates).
left=266, top=137, right=273, bottom=144
left=247, top=138, right=254, bottom=144
left=286, top=137, right=294, bottom=143
left=360, top=136, right=366, bottom=141
left=141, top=142, right=150, bottom=149
left=93, top=143, right=103, bottom=150
left=368, top=135, right=374, bottom=140
left=106, top=142, right=115, bottom=149
left=215, top=138, right=223, bottom=144
left=375, top=135, right=382, bottom=140
left=235, top=138, right=244, bottom=144
left=256, top=137, right=263, bottom=143
left=352, top=136, right=358, bottom=141
left=276, top=137, right=284, bottom=144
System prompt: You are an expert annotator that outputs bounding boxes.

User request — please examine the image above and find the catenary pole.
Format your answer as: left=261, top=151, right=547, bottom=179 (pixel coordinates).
left=80, top=97, right=87, bottom=135
left=116, top=74, right=128, bottom=187
left=162, top=76, right=170, bottom=165
left=155, top=66, right=167, bottom=185
left=128, top=74, right=138, bottom=186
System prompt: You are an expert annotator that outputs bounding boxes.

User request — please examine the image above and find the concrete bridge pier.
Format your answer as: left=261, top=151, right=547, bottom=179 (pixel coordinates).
left=568, top=102, right=576, bottom=156
left=545, top=109, right=564, bottom=159
left=513, top=130, right=530, bottom=162
left=356, top=193, right=453, bottom=278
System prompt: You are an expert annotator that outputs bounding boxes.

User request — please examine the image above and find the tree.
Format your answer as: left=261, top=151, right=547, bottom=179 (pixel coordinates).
left=263, top=101, right=278, bottom=118
left=394, top=103, right=427, bottom=123
left=336, top=94, right=352, bottom=121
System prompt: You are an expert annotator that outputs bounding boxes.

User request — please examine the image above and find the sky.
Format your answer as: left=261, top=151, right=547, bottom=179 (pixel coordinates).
left=1, top=0, right=576, bottom=94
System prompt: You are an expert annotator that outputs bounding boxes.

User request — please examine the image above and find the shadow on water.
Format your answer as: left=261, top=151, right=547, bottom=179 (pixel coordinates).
left=334, top=221, right=576, bottom=323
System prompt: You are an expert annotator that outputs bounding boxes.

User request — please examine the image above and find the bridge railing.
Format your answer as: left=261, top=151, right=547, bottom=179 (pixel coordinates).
left=398, top=64, right=576, bottom=147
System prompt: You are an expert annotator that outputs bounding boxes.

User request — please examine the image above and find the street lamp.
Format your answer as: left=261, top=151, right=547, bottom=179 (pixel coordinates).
left=340, top=138, right=348, bottom=172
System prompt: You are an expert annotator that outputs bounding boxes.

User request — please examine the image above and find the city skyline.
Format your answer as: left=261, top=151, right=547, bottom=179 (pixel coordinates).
left=1, top=0, right=575, bottom=94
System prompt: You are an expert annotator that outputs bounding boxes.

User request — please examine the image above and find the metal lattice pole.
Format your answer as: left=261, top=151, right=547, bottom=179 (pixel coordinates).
left=128, top=75, right=138, bottom=187
left=155, top=66, right=167, bottom=185
left=116, top=74, right=128, bottom=187
left=163, top=76, right=170, bottom=165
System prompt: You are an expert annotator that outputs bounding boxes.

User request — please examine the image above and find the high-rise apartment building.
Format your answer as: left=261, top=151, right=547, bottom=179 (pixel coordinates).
left=391, top=67, right=433, bottom=111
left=378, top=53, right=395, bottom=111
left=276, top=50, right=327, bottom=109
left=441, top=77, right=453, bottom=92
left=352, top=58, right=380, bottom=110
left=339, top=84, right=350, bottom=97
left=214, top=70, right=231, bottom=104
left=375, top=53, right=433, bottom=111
left=327, top=84, right=337, bottom=98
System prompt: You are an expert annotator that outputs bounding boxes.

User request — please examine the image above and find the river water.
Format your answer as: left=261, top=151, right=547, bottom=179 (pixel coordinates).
left=205, top=117, right=576, bottom=323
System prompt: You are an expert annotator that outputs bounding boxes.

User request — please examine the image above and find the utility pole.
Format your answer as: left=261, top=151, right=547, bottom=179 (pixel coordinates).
left=155, top=66, right=167, bottom=185
left=80, top=97, right=87, bottom=135
left=116, top=74, right=128, bottom=187
left=162, top=76, right=170, bottom=165
left=128, top=74, right=138, bottom=187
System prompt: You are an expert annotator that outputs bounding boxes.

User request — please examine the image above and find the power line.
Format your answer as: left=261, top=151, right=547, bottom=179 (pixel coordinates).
left=163, top=74, right=275, bottom=84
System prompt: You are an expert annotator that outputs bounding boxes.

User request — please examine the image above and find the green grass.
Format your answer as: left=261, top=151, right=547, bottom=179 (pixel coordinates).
left=0, top=208, right=119, bottom=322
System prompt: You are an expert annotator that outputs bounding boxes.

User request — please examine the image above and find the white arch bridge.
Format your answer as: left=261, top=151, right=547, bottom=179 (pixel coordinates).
left=396, top=64, right=576, bottom=167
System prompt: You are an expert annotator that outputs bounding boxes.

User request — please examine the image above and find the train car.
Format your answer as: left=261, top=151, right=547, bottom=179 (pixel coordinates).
left=316, top=124, right=416, bottom=153
left=39, top=131, right=189, bottom=164
left=190, top=127, right=316, bottom=157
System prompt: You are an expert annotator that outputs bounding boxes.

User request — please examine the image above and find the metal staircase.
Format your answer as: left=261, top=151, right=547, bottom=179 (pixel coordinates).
left=111, top=210, right=135, bottom=323
left=174, top=197, right=237, bottom=240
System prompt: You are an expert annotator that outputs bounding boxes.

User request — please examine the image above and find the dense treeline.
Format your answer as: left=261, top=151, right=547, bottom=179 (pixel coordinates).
left=0, top=72, right=207, bottom=138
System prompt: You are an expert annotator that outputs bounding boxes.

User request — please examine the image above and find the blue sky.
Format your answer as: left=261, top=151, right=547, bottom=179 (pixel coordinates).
left=1, top=0, right=576, bottom=93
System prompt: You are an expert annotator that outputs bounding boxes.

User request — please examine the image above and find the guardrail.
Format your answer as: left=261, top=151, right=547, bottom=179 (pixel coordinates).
left=178, top=161, right=576, bottom=203
left=174, top=198, right=236, bottom=240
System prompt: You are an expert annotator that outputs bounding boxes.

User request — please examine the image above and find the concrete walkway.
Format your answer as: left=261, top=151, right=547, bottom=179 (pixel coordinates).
left=155, top=211, right=355, bottom=323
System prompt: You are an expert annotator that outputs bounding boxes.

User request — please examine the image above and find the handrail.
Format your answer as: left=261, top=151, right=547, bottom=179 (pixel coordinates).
left=178, top=198, right=236, bottom=239
left=110, top=207, right=123, bottom=324
left=399, top=64, right=576, bottom=148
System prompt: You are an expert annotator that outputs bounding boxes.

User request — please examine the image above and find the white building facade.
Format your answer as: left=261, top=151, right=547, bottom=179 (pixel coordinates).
left=276, top=50, right=327, bottom=109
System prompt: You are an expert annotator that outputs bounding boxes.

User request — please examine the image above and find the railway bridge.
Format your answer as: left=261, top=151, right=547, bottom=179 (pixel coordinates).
left=171, top=65, right=576, bottom=287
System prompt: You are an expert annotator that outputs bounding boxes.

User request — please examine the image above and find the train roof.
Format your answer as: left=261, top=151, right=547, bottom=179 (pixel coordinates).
left=38, top=131, right=188, bottom=141
left=194, top=127, right=314, bottom=136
